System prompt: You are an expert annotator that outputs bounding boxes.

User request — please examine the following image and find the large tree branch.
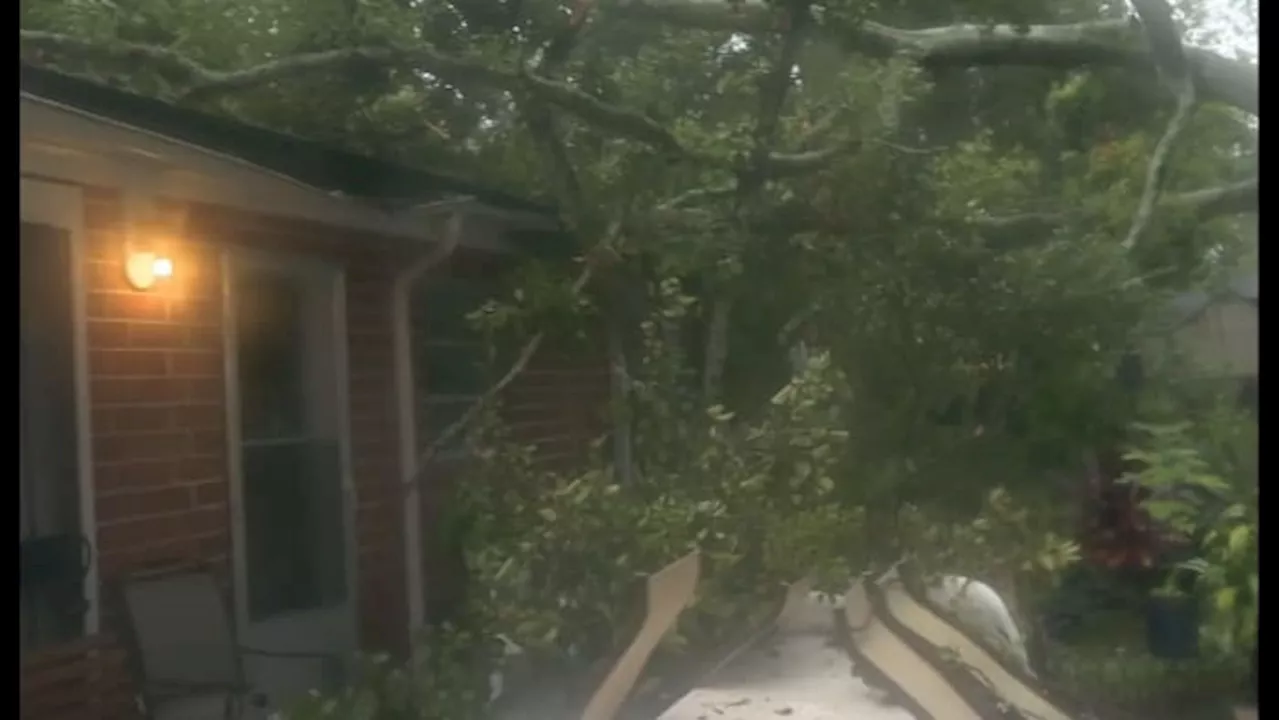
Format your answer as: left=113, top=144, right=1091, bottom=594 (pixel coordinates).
left=642, top=173, right=1256, bottom=254
left=1176, top=177, right=1259, bottom=219
left=613, top=0, right=1258, bottom=117
left=1121, top=0, right=1196, bottom=251
left=20, top=29, right=850, bottom=175
left=19, top=30, right=510, bottom=100
left=21, top=3, right=1257, bottom=202
left=701, top=0, right=810, bottom=405
left=740, top=0, right=811, bottom=198
left=701, top=176, right=1256, bottom=249
left=974, top=177, right=1257, bottom=248
left=520, top=11, right=596, bottom=232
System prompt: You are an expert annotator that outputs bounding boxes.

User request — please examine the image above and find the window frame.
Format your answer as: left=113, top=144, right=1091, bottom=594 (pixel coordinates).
left=411, top=274, right=506, bottom=459
left=20, top=177, right=99, bottom=648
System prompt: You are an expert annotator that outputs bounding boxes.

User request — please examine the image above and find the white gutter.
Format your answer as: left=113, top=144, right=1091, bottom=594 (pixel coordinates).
left=395, top=202, right=471, bottom=638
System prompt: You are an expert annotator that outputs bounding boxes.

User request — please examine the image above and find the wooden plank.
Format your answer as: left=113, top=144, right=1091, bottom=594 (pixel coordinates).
left=580, top=551, right=700, bottom=720
left=840, top=581, right=982, bottom=720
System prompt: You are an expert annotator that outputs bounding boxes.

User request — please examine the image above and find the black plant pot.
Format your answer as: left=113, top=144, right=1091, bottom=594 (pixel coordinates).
left=1145, top=593, right=1200, bottom=659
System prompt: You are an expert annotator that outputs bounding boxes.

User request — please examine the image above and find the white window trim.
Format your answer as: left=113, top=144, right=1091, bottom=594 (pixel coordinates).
left=20, top=177, right=99, bottom=638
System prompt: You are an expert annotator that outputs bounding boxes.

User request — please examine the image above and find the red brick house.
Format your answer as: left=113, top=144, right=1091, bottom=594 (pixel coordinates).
left=20, top=64, right=609, bottom=719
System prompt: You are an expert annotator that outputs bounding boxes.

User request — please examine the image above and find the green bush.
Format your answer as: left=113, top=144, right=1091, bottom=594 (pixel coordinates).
left=282, top=275, right=1159, bottom=718
left=1124, top=395, right=1258, bottom=657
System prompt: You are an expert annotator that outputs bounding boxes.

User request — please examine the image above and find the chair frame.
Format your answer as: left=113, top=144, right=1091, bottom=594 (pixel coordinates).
left=111, top=562, right=342, bottom=720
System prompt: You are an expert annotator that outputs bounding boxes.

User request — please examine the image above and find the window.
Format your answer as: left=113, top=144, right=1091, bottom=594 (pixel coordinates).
left=233, top=263, right=347, bottom=621
left=411, top=276, right=500, bottom=458
left=20, top=216, right=89, bottom=653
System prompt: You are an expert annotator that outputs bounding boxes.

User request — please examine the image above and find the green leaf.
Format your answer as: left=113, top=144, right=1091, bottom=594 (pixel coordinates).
left=1226, top=524, right=1252, bottom=555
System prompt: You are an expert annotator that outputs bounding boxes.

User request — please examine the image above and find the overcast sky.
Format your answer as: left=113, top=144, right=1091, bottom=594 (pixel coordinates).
left=1194, top=0, right=1257, bottom=59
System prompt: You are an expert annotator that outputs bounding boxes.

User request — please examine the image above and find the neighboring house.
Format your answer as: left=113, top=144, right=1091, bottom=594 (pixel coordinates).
left=1082, top=271, right=1258, bottom=570
left=20, top=64, right=608, bottom=720
left=1156, top=271, right=1259, bottom=385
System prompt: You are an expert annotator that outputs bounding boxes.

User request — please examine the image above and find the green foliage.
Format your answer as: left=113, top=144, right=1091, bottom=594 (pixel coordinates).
left=900, top=486, right=1082, bottom=607
left=1123, top=397, right=1257, bottom=656
left=459, top=322, right=862, bottom=661
left=282, top=294, right=873, bottom=719
left=284, top=627, right=495, bottom=720
left=1044, top=646, right=1250, bottom=717
left=20, top=0, right=1257, bottom=712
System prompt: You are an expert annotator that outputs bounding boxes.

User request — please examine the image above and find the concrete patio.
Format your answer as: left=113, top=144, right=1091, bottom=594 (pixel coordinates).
left=657, top=592, right=914, bottom=720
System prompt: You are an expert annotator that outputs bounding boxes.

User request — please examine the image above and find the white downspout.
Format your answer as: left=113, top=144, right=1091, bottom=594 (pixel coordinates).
left=395, top=205, right=468, bottom=640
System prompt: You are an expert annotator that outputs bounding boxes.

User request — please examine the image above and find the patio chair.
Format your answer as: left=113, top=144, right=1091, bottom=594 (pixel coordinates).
left=872, top=574, right=1078, bottom=720
left=839, top=579, right=985, bottom=720
left=113, top=566, right=344, bottom=720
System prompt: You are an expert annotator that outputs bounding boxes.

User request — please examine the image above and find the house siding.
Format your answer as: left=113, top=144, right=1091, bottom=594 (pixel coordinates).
left=21, top=190, right=408, bottom=720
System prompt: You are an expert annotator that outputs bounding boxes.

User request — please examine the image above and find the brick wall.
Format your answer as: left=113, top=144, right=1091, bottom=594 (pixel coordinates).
left=22, top=189, right=232, bottom=720
left=19, top=639, right=103, bottom=720
left=90, top=191, right=232, bottom=717
left=21, top=189, right=408, bottom=720
left=343, top=253, right=407, bottom=654
left=501, top=344, right=612, bottom=466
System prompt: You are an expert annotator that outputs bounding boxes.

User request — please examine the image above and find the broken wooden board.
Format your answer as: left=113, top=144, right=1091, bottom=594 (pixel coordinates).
left=580, top=550, right=701, bottom=720
left=833, top=580, right=980, bottom=720
left=878, top=578, right=1075, bottom=720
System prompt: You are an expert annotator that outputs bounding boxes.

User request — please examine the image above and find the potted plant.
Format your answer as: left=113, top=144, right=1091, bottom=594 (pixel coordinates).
left=1144, top=582, right=1199, bottom=659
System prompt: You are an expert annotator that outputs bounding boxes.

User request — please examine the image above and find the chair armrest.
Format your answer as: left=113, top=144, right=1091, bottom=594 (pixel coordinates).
left=146, top=677, right=247, bottom=699
left=239, top=645, right=340, bottom=661
left=238, top=646, right=346, bottom=691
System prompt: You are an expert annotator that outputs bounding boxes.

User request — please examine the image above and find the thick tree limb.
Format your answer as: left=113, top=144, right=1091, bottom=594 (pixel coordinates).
left=520, top=22, right=592, bottom=231
left=974, top=177, right=1257, bottom=247
left=1121, top=0, right=1196, bottom=251
left=19, top=30, right=509, bottom=100
left=697, top=0, right=810, bottom=405
left=21, top=9, right=1258, bottom=173
left=613, top=0, right=1258, bottom=117
left=20, top=29, right=851, bottom=174
left=707, top=175, right=1255, bottom=249
left=519, top=73, right=688, bottom=156
left=740, top=1, right=811, bottom=198
left=1176, top=177, right=1259, bottom=219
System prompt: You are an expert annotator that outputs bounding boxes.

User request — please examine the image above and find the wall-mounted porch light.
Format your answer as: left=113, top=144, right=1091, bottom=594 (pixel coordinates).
left=123, top=245, right=175, bottom=291
left=121, top=167, right=180, bottom=291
